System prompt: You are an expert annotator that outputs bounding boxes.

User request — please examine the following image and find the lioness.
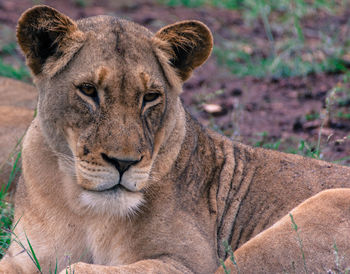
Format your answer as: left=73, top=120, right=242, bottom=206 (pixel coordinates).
left=1, top=5, right=350, bottom=273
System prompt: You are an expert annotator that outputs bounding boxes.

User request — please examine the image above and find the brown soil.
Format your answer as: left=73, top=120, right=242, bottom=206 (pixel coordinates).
left=0, top=0, right=349, bottom=165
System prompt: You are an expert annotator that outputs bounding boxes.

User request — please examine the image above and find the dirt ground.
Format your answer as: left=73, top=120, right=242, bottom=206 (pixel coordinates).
left=0, top=0, right=349, bottom=165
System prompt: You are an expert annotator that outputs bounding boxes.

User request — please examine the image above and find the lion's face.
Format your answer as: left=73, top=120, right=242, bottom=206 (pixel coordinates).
left=37, top=18, right=176, bottom=216
left=17, top=6, right=213, bottom=216
left=64, top=66, right=165, bottom=215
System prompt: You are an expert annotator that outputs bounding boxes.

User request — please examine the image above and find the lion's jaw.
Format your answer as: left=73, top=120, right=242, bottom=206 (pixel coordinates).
left=65, top=155, right=148, bottom=217
left=55, top=143, right=148, bottom=217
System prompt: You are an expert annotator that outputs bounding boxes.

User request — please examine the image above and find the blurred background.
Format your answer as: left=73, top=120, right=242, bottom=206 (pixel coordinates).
left=0, top=0, right=349, bottom=165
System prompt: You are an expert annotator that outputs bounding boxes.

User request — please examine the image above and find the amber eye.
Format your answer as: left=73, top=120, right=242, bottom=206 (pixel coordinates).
left=77, top=84, right=98, bottom=98
left=143, top=93, right=160, bottom=103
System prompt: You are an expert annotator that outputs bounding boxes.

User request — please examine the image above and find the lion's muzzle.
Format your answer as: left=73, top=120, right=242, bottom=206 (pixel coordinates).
left=101, top=153, right=142, bottom=177
left=76, top=152, right=148, bottom=194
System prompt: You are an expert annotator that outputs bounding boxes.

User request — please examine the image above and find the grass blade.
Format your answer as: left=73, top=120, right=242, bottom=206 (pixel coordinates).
left=24, top=232, right=42, bottom=273
left=5, top=151, right=21, bottom=194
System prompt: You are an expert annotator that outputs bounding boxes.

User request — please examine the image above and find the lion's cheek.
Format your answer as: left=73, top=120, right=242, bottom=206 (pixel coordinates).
left=64, top=126, right=79, bottom=155
left=121, top=170, right=150, bottom=192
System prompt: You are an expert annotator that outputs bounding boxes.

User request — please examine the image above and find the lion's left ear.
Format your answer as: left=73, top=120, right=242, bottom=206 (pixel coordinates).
left=154, top=20, right=213, bottom=82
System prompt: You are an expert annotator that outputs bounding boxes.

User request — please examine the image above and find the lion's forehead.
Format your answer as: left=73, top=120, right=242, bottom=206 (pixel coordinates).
left=77, top=15, right=153, bottom=37
left=61, top=17, right=164, bottom=99
left=77, top=16, right=155, bottom=63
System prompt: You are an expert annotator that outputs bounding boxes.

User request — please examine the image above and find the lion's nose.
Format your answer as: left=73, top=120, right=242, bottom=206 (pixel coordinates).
left=101, top=153, right=141, bottom=176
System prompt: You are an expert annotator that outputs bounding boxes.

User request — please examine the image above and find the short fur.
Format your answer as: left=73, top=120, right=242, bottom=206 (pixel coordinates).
left=217, top=189, right=350, bottom=273
left=1, top=6, right=350, bottom=273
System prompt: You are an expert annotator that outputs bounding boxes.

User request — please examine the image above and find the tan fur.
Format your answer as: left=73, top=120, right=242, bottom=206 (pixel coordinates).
left=1, top=6, right=350, bottom=273
left=0, top=77, right=36, bottom=195
left=217, top=188, right=350, bottom=273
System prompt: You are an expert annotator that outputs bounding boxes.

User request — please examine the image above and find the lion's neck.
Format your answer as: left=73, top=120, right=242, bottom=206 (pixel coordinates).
left=148, top=98, right=187, bottom=181
left=164, top=111, right=227, bottom=212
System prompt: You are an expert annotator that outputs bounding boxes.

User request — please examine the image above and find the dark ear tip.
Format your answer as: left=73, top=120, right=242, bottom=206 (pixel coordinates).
left=158, top=20, right=213, bottom=48
left=19, top=4, right=59, bottom=16
left=177, top=20, right=213, bottom=45
left=17, top=5, right=66, bottom=31
left=188, top=20, right=214, bottom=60
left=17, top=5, right=76, bottom=51
left=17, top=5, right=59, bottom=41
left=17, top=5, right=58, bottom=25
left=154, top=20, right=214, bottom=82
left=173, top=20, right=213, bottom=70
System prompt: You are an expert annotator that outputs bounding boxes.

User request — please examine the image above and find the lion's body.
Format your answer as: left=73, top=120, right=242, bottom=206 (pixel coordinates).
left=0, top=77, right=36, bottom=194
left=217, top=188, right=350, bottom=273
left=1, top=6, right=350, bottom=273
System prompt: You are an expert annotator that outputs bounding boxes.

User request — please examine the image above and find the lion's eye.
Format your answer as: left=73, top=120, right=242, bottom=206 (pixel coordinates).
left=77, top=84, right=98, bottom=98
left=143, top=93, right=160, bottom=103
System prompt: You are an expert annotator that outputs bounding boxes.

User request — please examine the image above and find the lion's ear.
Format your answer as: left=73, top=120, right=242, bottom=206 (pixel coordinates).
left=154, top=20, right=213, bottom=82
left=17, top=5, right=85, bottom=76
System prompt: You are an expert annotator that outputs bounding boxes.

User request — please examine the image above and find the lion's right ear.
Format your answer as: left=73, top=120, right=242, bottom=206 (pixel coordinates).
left=153, top=20, right=213, bottom=82
left=17, top=5, right=85, bottom=76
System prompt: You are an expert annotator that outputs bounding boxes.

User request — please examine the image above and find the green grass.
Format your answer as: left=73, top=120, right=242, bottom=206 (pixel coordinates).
left=289, top=213, right=308, bottom=274
left=213, top=24, right=348, bottom=78
left=0, top=59, right=30, bottom=81
left=73, top=0, right=91, bottom=8
left=254, top=131, right=281, bottom=150
left=160, top=0, right=334, bottom=10
left=1, top=42, right=16, bottom=55
left=336, top=111, right=350, bottom=119
left=0, top=202, right=13, bottom=258
left=288, top=140, right=321, bottom=159
left=159, top=0, right=206, bottom=8
left=215, top=48, right=347, bottom=78
left=0, top=151, right=21, bottom=259
left=161, top=0, right=349, bottom=78
left=0, top=38, right=31, bottom=81
left=304, top=112, right=320, bottom=122
left=253, top=135, right=324, bottom=159
left=220, top=240, right=240, bottom=274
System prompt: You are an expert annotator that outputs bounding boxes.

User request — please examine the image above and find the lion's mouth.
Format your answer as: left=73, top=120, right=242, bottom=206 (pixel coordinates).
left=86, top=183, right=133, bottom=193
left=105, top=184, right=132, bottom=192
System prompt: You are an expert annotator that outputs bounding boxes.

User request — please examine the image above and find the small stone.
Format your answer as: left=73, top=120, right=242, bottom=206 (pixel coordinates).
left=203, top=104, right=223, bottom=114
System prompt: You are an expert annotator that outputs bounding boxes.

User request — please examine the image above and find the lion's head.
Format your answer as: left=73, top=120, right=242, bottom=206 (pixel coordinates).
left=17, top=6, right=213, bottom=217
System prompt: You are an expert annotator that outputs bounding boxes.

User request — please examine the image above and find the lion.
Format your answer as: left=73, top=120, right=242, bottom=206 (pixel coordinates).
left=0, top=77, right=36, bottom=195
left=0, top=5, right=350, bottom=273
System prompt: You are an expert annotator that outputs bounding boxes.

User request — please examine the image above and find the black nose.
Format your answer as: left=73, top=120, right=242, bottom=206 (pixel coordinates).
left=101, top=153, right=141, bottom=175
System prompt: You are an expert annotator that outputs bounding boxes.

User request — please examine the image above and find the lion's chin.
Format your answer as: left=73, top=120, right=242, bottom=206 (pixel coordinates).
left=78, top=187, right=144, bottom=217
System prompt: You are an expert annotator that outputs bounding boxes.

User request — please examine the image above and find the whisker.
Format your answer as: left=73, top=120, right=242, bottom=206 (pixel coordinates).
left=53, top=151, right=77, bottom=177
